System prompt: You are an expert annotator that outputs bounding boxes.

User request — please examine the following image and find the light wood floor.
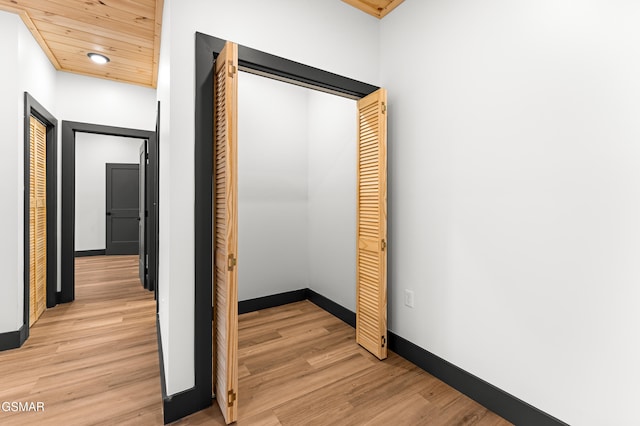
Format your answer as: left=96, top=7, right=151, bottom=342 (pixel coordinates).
left=0, top=255, right=512, bottom=425
left=179, top=303, right=512, bottom=426
left=0, top=255, right=163, bottom=425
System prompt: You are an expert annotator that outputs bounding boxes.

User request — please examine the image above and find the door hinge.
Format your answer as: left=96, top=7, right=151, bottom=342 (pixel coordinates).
left=381, top=239, right=387, bottom=251
left=381, top=335, right=386, bottom=348
left=228, top=254, right=237, bottom=271
left=381, top=102, right=387, bottom=114
left=228, top=61, right=237, bottom=77
left=228, top=389, right=236, bottom=407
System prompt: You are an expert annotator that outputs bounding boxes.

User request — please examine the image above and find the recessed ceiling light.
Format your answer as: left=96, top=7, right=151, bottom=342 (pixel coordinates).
left=87, top=52, right=110, bottom=64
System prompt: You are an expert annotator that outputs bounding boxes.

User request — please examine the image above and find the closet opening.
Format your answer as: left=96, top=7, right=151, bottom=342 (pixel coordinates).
left=61, top=121, right=158, bottom=303
left=189, top=32, right=385, bottom=425
left=208, top=38, right=387, bottom=424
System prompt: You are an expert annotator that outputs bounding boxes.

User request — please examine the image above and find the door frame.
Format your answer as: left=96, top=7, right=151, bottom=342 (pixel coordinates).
left=22, top=92, right=57, bottom=343
left=138, top=142, right=147, bottom=289
left=181, top=32, right=381, bottom=424
left=61, top=121, right=156, bottom=303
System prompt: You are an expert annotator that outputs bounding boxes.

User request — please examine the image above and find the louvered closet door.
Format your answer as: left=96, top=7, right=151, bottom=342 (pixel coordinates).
left=212, top=41, right=239, bottom=425
left=356, top=88, right=387, bottom=360
left=29, top=116, right=47, bottom=326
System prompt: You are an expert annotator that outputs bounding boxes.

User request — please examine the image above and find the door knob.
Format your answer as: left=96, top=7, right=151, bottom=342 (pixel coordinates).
left=106, top=212, right=112, bottom=216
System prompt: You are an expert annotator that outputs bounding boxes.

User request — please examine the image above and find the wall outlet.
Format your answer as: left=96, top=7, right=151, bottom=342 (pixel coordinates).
left=404, top=289, right=414, bottom=308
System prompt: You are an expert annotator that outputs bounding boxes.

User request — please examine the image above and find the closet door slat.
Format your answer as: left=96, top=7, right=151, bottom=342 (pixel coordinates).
left=212, top=40, right=239, bottom=425
left=356, top=88, right=387, bottom=360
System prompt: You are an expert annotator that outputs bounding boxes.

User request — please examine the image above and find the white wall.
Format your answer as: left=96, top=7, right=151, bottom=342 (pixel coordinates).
left=238, top=72, right=309, bottom=301
left=156, top=0, right=172, bottom=389
left=380, top=1, right=640, bottom=425
left=307, top=91, right=357, bottom=310
left=237, top=73, right=357, bottom=308
left=0, top=11, right=57, bottom=333
left=56, top=72, right=156, bottom=131
left=0, top=12, right=22, bottom=333
left=159, top=0, right=380, bottom=395
left=75, top=133, right=143, bottom=251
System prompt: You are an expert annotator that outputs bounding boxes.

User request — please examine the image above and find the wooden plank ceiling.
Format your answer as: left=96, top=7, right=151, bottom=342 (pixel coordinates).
left=342, top=0, right=404, bottom=19
left=0, top=0, right=163, bottom=88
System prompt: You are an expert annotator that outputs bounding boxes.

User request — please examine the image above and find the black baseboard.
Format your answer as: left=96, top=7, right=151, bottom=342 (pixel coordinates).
left=156, top=315, right=168, bottom=400
left=161, top=289, right=565, bottom=425
left=387, top=333, right=567, bottom=426
left=74, top=249, right=106, bottom=257
left=157, top=315, right=211, bottom=424
left=306, top=289, right=356, bottom=327
left=238, top=289, right=307, bottom=314
left=0, top=323, right=27, bottom=352
left=256, top=289, right=565, bottom=426
left=163, top=386, right=209, bottom=425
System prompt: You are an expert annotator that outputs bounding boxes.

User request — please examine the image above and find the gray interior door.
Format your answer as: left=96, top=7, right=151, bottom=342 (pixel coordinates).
left=106, top=163, right=139, bottom=255
left=139, top=142, right=147, bottom=287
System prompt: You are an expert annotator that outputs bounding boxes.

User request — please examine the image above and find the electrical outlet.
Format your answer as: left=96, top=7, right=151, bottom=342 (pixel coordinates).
left=404, top=290, right=414, bottom=308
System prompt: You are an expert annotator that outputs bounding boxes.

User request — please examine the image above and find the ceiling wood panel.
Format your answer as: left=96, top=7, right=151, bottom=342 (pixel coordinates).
left=0, top=0, right=163, bottom=88
left=36, top=22, right=153, bottom=55
left=40, top=30, right=154, bottom=59
left=0, top=1, right=399, bottom=87
left=342, top=0, right=404, bottom=19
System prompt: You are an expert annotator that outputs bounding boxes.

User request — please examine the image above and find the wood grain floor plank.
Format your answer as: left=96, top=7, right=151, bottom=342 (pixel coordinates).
left=0, top=255, right=163, bottom=426
left=181, top=300, right=512, bottom=426
left=0, top=256, right=512, bottom=425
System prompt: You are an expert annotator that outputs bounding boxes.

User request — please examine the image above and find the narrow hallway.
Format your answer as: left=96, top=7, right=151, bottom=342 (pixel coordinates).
left=0, top=255, right=162, bottom=425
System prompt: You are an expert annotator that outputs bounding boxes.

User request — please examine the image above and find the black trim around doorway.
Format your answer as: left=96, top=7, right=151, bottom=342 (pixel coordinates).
left=61, top=121, right=155, bottom=304
left=188, top=31, right=381, bottom=422
left=21, top=92, right=57, bottom=349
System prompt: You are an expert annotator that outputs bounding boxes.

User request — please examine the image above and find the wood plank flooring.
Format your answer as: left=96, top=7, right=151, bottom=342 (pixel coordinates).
left=178, top=301, right=512, bottom=426
left=0, top=255, right=163, bottom=425
left=0, top=255, right=512, bottom=425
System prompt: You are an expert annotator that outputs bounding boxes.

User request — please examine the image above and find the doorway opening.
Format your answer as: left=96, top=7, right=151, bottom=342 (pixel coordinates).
left=191, top=35, right=387, bottom=425
left=61, top=121, right=158, bottom=303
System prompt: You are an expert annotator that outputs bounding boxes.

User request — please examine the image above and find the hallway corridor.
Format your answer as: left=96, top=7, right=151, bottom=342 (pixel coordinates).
left=0, top=255, right=162, bottom=425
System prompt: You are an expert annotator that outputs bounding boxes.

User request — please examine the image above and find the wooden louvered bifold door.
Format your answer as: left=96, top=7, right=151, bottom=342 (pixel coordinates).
left=356, top=88, right=388, bottom=360
left=212, top=41, right=239, bottom=425
left=29, top=116, right=47, bottom=327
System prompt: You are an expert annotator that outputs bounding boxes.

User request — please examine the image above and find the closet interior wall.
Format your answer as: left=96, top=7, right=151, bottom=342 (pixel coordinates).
left=237, top=71, right=356, bottom=305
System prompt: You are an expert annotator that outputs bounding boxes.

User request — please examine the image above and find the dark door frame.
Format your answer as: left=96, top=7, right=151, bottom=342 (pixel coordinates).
left=138, top=142, right=148, bottom=288
left=153, top=102, right=160, bottom=303
left=105, top=162, right=141, bottom=255
left=22, top=92, right=58, bottom=346
left=61, top=121, right=156, bottom=303
left=168, top=31, right=380, bottom=425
